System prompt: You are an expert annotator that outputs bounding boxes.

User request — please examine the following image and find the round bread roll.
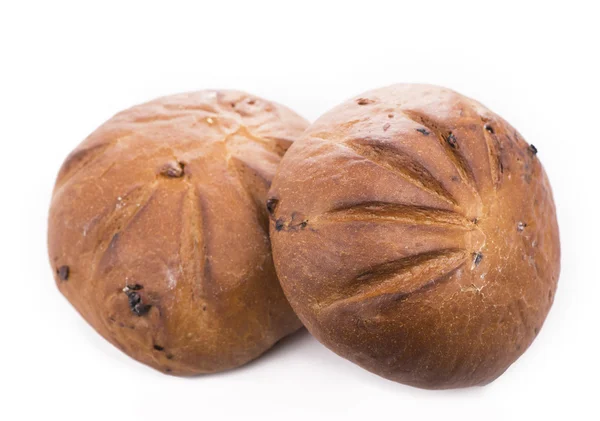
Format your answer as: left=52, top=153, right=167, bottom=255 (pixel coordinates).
left=48, top=90, right=307, bottom=375
left=268, top=84, right=560, bottom=389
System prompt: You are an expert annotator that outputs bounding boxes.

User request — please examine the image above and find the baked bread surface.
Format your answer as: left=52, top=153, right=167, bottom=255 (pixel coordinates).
left=268, top=84, right=560, bottom=388
left=48, top=90, right=307, bottom=374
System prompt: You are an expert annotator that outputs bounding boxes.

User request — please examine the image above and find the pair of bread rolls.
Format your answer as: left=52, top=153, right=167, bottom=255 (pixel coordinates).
left=48, top=85, right=560, bottom=388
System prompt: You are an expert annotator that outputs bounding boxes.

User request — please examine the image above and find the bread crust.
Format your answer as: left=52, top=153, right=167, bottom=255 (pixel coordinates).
left=269, top=84, right=560, bottom=389
left=48, top=90, right=307, bottom=374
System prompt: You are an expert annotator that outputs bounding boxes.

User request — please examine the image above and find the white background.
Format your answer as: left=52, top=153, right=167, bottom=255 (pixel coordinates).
left=1, top=1, right=598, bottom=420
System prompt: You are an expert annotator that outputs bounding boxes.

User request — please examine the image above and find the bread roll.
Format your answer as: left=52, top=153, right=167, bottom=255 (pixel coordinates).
left=268, top=84, right=560, bottom=388
left=48, top=90, right=307, bottom=374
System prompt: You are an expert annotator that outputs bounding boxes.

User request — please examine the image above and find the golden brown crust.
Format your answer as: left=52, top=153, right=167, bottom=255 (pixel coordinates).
left=48, top=90, right=307, bottom=374
left=269, top=84, right=560, bottom=389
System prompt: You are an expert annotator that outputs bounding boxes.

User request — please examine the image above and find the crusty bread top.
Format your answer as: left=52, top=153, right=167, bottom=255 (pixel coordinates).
left=269, top=84, right=560, bottom=388
left=49, top=91, right=307, bottom=374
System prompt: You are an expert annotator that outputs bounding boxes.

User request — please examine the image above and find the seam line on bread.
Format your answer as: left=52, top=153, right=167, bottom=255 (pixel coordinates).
left=319, top=201, right=474, bottom=230
left=228, top=156, right=270, bottom=238
left=53, top=140, right=119, bottom=194
left=316, top=249, right=469, bottom=312
left=181, top=182, right=209, bottom=296
left=337, top=138, right=460, bottom=209
left=402, top=110, right=481, bottom=199
left=128, top=112, right=194, bottom=124
left=92, top=182, right=159, bottom=278
left=480, top=118, right=502, bottom=189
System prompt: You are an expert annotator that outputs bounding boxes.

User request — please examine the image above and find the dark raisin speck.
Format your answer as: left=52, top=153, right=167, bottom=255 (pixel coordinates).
left=484, top=124, right=494, bottom=134
left=154, top=345, right=164, bottom=351
left=128, top=292, right=141, bottom=307
left=266, top=198, right=279, bottom=216
left=473, top=252, right=483, bottom=266
left=356, top=98, right=373, bottom=105
left=124, top=287, right=151, bottom=316
left=132, top=303, right=151, bottom=316
left=57, top=265, right=70, bottom=281
left=529, top=144, right=538, bottom=155
left=446, top=133, right=458, bottom=148
left=416, top=128, right=430, bottom=136
left=109, top=233, right=120, bottom=249
left=162, top=162, right=185, bottom=178
left=275, top=218, right=285, bottom=231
